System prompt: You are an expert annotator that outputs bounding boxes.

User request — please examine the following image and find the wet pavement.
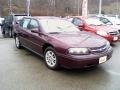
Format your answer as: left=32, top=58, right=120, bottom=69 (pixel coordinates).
left=0, top=31, right=120, bottom=90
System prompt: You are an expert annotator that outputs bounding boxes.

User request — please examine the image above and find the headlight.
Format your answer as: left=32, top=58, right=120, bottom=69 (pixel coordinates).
left=68, top=48, right=89, bottom=55
left=97, top=31, right=108, bottom=36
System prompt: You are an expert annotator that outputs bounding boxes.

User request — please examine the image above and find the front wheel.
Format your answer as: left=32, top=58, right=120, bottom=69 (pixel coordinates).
left=44, top=47, right=59, bottom=70
left=15, top=36, right=22, bottom=49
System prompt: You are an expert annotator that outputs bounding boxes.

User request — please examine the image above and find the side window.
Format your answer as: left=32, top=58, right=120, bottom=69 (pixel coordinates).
left=72, top=18, right=83, bottom=26
left=19, top=19, right=24, bottom=27
left=22, top=19, right=30, bottom=29
left=28, top=19, right=39, bottom=30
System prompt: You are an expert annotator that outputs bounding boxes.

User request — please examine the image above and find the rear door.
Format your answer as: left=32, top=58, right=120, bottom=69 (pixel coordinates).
left=27, top=19, right=43, bottom=55
left=18, top=18, right=31, bottom=48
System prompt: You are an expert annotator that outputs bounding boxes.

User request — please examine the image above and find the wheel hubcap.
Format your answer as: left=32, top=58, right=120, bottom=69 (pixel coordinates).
left=45, top=50, right=57, bottom=67
left=16, top=37, right=20, bottom=47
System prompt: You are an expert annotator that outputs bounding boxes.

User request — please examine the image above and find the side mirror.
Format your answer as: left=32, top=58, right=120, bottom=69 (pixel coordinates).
left=16, top=21, right=19, bottom=24
left=31, top=28, right=39, bottom=33
left=79, top=23, right=84, bottom=27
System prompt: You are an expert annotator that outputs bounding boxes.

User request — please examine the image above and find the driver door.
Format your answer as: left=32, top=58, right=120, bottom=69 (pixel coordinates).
left=27, top=19, right=43, bottom=55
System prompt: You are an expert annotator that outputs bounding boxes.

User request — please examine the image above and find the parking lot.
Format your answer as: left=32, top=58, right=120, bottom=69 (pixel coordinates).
left=0, top=30, right=120, bottom=90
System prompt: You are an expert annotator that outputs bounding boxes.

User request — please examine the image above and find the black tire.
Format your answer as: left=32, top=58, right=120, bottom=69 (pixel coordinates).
left=2, top=30, right=6, bottom=38
left=3, top=30, right=8, bottom=38
left=15, top=36, right=22, bottom=49
left=44, top=47, right=59, bottom=70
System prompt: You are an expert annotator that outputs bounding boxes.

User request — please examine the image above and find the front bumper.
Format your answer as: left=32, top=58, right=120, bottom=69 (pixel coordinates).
left=58, top=47, right=113, bottom=69
left=103, top=35, right=120, bottom=43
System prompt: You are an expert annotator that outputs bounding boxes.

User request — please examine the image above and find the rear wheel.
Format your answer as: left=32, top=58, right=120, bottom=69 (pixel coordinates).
left=15, top=36, right=22, bottom=49
left=44, top=47, right=59, bottom=70
left=2, top=28, right=9, bottom=38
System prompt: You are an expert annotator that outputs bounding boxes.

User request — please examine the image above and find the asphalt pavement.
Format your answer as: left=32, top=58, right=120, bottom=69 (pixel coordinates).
left=0, top=31, right=120, bottom=90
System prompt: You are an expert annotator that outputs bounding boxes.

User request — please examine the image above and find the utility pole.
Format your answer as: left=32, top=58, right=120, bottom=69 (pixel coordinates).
left=27, top=0, right=30, bottom=16
left=47, top=0, right=50, bottom=15
left=117, top=0, right=119, bottom=15
left=8, top=0, right=12, bottom=14
left=48, top=0, right=55, bottom=16
left=99, top=0, right=102, bottom=15
left=53, top=0, right=56, bottom=16
left=82, top=0, right=88, bottom=17
left=77, top=0, right=80, bottom=15
left=51, top=0, right=56, bottom=16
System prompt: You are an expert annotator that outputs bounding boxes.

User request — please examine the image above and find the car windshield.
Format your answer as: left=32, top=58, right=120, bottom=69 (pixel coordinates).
left=85, top=18, right=105, bottom=26
left=39, top=19, right=80, bottom=33
left=99, top=17, right=112, bottom=25
left=107, top=17, right=120, bottom=25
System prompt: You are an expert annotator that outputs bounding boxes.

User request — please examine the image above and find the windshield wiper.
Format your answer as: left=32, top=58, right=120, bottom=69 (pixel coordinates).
left=89, top=24, right=96, bottom=26
left=96, top=24, right=104, bottom=26
left=49, top=32, right=61, bottom=34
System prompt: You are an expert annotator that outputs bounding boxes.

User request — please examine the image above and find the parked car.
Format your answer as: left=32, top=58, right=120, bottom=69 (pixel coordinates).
left=0, top=17, right=4, bottom=30
left=14, top=16, right=113, bottom=70
left=0, top=17, right=4, bottom=26
left=94, top=16, right=120, bottom=34
left=66, top=16, right=120, bottom=43
left=104, top=16, right=120, bottom=25
left=1, top=14, right=27, bottom=37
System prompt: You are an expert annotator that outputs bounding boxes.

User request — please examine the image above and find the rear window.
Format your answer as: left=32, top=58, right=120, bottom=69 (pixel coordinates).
left=15, top=16, right=27, bottom=21
left=19, top=18, right=30, bottom=29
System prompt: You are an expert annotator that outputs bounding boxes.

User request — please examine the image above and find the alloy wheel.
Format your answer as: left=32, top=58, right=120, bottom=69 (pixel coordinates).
left=44, top=47, right=59, bottom=70
left=15, top=37, right=21, bottom=49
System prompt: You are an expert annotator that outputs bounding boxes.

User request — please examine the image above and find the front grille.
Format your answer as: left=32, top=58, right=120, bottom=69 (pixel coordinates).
left=90, top=45, right=107, bottom=53
left=109, top=31, right=118, bottom=36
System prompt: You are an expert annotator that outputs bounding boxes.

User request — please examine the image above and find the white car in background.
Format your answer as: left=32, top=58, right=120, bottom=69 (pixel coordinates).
left=95, top=16, right=120, bottom=34
left=105, top=16, right=120, bottom=25
left=0, top=17, right=4, bottom=25
left=0, top=17, right=4, bottom=30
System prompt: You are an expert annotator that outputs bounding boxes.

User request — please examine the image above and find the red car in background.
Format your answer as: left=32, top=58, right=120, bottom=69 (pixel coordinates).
left=67, top=16, right=120, bottom=43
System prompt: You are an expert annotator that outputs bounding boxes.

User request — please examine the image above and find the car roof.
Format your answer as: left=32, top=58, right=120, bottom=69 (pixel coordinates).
left=11, top=13, right=28, bottom=16
left=66, top=16, right=88, bottom=20
left=34, top=16, right=61, bottom=19
left=23, top=16, right=63, bottom=20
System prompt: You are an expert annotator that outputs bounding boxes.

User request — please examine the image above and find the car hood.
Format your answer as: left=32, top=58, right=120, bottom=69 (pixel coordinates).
left=50, top=31, right=107, bottom=48
left=90, top=25, right=118, bottom=32
left=108, top=25, right=120, bottom=30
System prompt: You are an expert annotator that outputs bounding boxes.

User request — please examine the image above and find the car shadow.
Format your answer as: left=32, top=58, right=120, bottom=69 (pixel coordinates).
left=21, top=47, right=111, bottom=73
left=111, top=41, right=120, bottom=48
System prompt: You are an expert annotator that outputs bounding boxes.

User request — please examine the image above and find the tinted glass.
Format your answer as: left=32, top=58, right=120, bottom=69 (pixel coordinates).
left=28, top=19, right=39, bottom=29
left=22, top=19, right=30, bottom=29
left=19, top=19, right=24, bottom=27
left=73, top=18, right=83, bottom=26
left=85, top=18, right=104, bottom=26
left=100, top=17, right=112, bottom=25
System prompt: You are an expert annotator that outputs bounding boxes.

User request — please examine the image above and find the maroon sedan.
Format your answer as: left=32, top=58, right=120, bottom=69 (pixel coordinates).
left=14, top=16, right=113, bottom=70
